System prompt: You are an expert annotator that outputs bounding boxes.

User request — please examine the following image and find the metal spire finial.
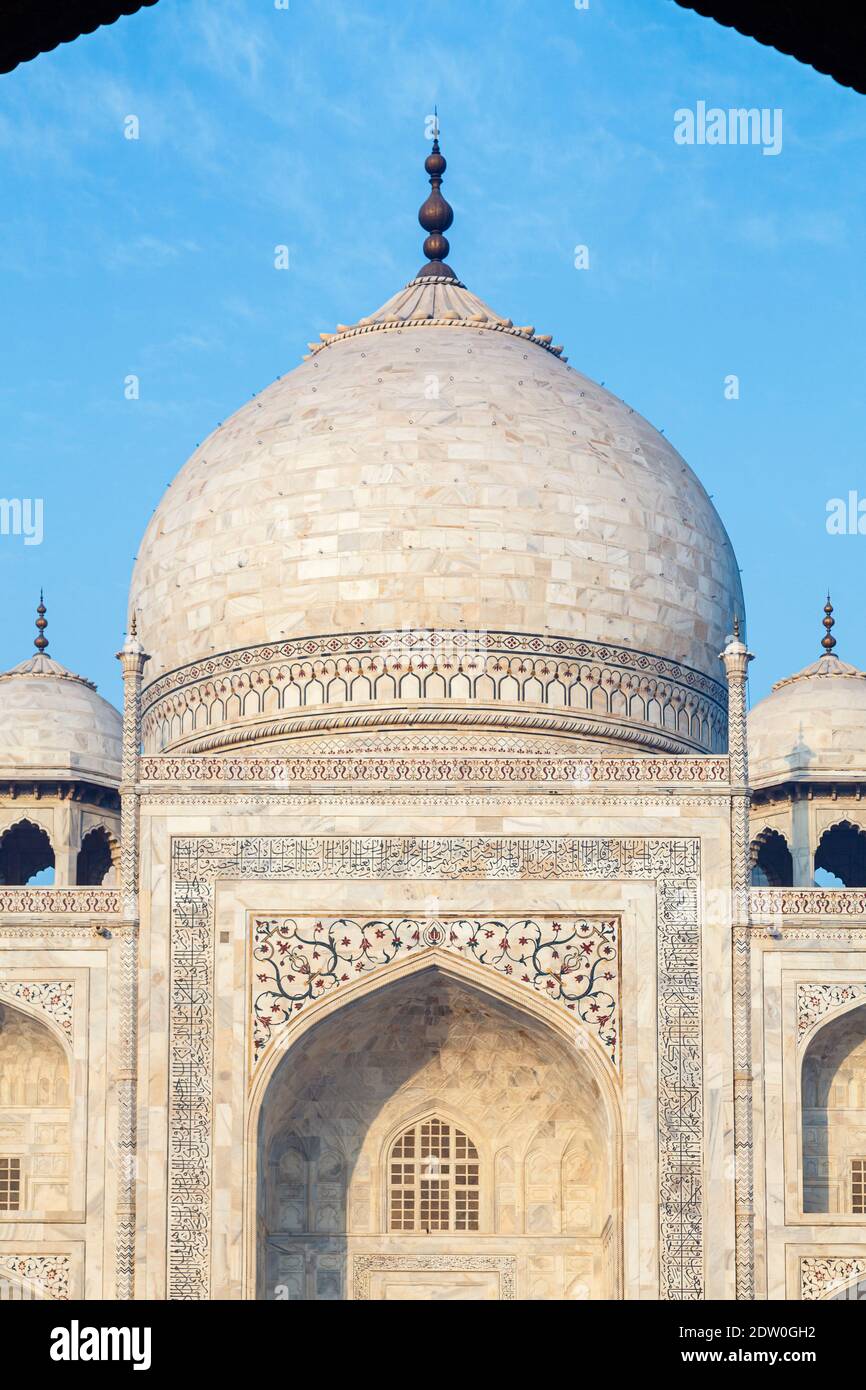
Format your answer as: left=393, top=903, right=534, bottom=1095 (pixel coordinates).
left=34, top=590, right=48, bottom=652
left=733, top=614, right=741, bottom=641
left=821, top=593, right=837, bottom=653
left=416, top=117, right=457, bottom=282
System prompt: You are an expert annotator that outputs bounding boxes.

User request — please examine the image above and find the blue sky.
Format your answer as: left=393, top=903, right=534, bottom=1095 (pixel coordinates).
left=1, top=0, right=863, bottom=709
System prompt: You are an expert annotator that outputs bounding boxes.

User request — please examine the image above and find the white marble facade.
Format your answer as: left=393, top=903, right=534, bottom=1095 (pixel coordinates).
left=1, top=187, right=865, bottom=1302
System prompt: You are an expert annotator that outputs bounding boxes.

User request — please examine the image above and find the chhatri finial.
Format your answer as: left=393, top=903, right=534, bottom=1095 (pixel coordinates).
left=416, top=112, right=457, bottom=283
left=821, top=593, right=837, bottom=653
left=733, top=614, right=741, bottom=641
left=34, top=590, right=48, bottom=653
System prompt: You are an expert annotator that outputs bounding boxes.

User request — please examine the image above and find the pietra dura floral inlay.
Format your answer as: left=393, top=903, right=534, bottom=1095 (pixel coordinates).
left=0, top=1254, right=70, bottom=1299
left=797, top=982, right=866, bottom=1043
left=0, top=979, right=73, bottom=1039
left=251, top=913, right=619, bottom=1067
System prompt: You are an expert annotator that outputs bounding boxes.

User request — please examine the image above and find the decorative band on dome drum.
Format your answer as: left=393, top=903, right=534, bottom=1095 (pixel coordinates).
left=140, top=629, right=728, bottom=756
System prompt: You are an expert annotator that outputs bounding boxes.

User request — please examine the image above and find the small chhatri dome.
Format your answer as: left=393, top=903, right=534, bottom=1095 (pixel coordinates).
left=128, top=137, right=743, bottom=758
left=749, top=597, right=866, bottom=787
left=0, top=598, right=122, bottom=786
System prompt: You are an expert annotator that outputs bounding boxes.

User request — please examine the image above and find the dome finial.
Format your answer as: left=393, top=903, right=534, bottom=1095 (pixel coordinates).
left=821, top=593, right=837, bottom=653
left=416, top=113, right=457, bottom=282
left=34, top=590, right=48, bottom=653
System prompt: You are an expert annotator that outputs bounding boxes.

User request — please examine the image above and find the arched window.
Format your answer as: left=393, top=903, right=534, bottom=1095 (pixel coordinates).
left=388, top=1117, right=479, bottom=1232
left=750, top=828, right=793, bottom=887
left=815, top=821, right=866, bottom=888
left=76, top=826, right=116, bottom=886
left=0, top=821, right=54, bottom=885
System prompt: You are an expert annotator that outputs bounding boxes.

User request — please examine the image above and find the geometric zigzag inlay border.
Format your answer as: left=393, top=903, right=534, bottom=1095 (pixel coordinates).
left=169, top=835, right=702, bottom=1301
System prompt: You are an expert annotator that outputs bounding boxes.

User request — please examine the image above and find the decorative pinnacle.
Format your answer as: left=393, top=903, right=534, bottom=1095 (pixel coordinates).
left=821, top=593, right=837, bottom=653
left=417, top=114, right=457, bottom=282
left=34, top=591, right=48, bottom=652
left=733, top=614, right=741, bottom=641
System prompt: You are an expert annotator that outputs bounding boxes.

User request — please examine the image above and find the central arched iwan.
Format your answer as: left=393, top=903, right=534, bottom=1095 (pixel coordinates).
left=251, top=964, right=621, bottom=1301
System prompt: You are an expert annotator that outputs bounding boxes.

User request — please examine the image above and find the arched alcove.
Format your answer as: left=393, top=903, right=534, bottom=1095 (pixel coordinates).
left=802, top=1003, right=866, bottom=1214
left=255, top=969, right=620, bottom=1300
left=815, top=821, right=866, bottom=888
left=0, top=821, right=54, bottom=886
left=750, top=828, right=794, bottom=887
left=0, top=1002, right=71, bottom=1216
left=76, top=826, right=117, bottom=886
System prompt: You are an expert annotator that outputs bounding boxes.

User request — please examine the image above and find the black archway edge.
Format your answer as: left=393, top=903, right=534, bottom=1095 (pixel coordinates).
left=0, top=0, right=160, bottom=75
left=2, top=2, right=865, bottom=96
left=674, top=0, right=866, bottom=96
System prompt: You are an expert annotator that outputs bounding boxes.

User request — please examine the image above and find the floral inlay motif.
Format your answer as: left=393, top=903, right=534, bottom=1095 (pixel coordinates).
left=797, top=982, right=866, bottom=1043
left=801, top=1257, right=866, bottom=1300
left=0, top=980, right=74, bottom=1039
left=252, top=914, right=619, bottom=1066
left=0, top=1255, right=70, bottom=1299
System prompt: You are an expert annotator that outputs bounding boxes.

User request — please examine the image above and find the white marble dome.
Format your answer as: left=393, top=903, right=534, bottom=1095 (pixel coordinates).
left=0, top=652, right=122, bottom=787
left=129, top=272, right=743, bottom=756
left=749, top=651, right=866, bottom=788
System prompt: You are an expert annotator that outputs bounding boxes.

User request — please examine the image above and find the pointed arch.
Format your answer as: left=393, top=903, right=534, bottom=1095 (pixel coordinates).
left=249, top=948, right=620, bottom=1119
left=750, top=826, right=793, bottom=887
left=76, top=825, right=119, bottom=886
left=815, top=820, right=866, bottom=887
left=801, top=1002, right=866, bottom=1214
left=247, top=958, right=622, bottom=1300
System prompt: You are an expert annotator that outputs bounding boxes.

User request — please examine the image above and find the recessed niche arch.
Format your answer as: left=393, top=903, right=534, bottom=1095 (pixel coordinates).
left=76, top=826, right=118, bottom=886
left=802, top=1003, right=866, bottom=1215
left=815, top=821, right=866, bottom=888
left=0, top=1001, right=71, bottom=1217
left=253, top=966, right=621, bottom=1301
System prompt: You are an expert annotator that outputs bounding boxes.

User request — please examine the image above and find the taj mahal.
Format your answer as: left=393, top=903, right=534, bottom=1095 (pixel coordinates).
left=1, top=138, right=865, bottom=1304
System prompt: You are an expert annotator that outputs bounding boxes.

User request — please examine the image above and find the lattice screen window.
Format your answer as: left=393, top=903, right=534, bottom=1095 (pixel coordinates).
left=853, top=1158, right=866, bottom=1214
left=0, top=1157, right=21, bottom=1212
left=389, top=1119, right=480, bottom=1232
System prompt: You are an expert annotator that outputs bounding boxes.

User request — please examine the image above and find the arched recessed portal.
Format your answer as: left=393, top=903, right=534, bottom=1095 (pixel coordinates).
left=815, top=821, right=866, bottom=888
left=750, top=829, right=793, bottom=887
left=0, top=821, right=54, bottom=886
left=255, top=969, right=619, bottom=1301
left=76, top=826, right=116, bottom=886
left=802, top=1003, right=866, bottom=1214
left=0, top=1002, right=71, bottom=1216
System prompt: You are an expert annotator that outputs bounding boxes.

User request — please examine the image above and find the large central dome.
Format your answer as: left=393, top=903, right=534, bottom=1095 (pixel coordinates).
left=130, top=142, right=743, bottom=757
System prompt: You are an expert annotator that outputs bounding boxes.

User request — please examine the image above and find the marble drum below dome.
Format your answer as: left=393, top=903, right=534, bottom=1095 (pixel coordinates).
left=132, top=275, right=742, bottom=757
left=140, top=625, right=729, bottom=757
